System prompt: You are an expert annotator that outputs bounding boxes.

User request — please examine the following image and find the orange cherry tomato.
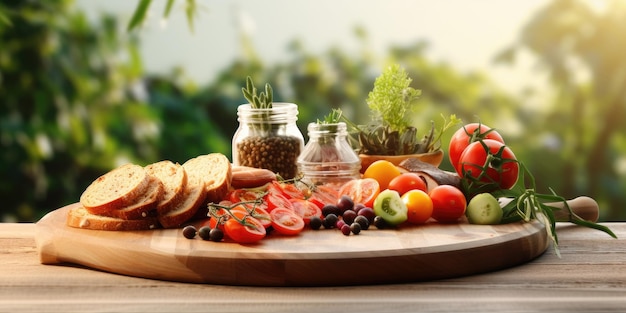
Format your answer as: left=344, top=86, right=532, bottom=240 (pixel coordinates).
left=362, top=160, right=401, bottom=190
left=401, top=189, right=433, bottom=224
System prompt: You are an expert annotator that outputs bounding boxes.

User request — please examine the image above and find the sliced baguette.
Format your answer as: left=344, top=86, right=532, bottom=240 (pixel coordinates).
left=67, top=205, right=159, bottom=231
left=99, top=175, right=162, bottom=220
left=80, top=163, right=150, bottom=215
left=145, top=160, right=187, bottom=215
left=182, top=153, right=232, bottom=204
left=158, top=175, right=207, bottom=228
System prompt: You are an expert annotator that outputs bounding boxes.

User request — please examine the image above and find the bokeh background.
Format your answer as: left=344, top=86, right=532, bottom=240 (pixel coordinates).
left=2, top=0, right=625, bottom=222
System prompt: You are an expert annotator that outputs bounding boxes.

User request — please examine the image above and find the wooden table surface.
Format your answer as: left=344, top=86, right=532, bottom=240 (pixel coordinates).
left=2, top=222, right=625, bottom=313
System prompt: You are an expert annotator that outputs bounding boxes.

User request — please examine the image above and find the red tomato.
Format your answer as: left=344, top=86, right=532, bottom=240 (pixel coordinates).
left=337, top=178, right=380, bottom=209
left=448, top=123, right=505, bottom=172
left=264, top=191, right=294, bottom=212
left=289, top=198, right=322, bottom=224
left=429, top=185, right=467, bottom=223
left=232, top=204, right=272, bottom=229
left=228, top=188, right=268, bottom=211
left=457, top=139, right=519, bottom=190
left=270, top=207, right=305, bottom=235
left=207, top=207, right=230, bottom=230
left=224, top=211, right=266, bottom=243
left=387, top=173, right=428, bottom=196
left=269, top=181, right=305, bottom=200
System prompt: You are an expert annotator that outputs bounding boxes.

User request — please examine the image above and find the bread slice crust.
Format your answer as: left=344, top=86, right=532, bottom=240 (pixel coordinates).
left=145, top=160, right=188, bottom=215
left=67, top=206, right=159, bottom=231
left=80, top=164, right=150, bottom=215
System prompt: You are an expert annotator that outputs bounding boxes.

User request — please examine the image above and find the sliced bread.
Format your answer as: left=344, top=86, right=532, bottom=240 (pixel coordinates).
left=158, top=175, right=207, bottom=228
left=182, top=153, right=232, bottom=205
left=99, top=175, right=162, bottom=220
left=145, top=160, right=187, bottom=215
left=80, top=163, right=150, bottom=215
left=67, top=205, right=159, bottom=231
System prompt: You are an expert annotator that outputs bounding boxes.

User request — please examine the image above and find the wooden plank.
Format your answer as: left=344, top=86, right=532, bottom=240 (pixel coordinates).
left=2, top=222, right=626, bottom=312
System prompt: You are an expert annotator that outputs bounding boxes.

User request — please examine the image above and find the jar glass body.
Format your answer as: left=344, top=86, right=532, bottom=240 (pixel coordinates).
left=232, top=103, right=304, bottom=179
left=297, top=122, right=361, bottom=188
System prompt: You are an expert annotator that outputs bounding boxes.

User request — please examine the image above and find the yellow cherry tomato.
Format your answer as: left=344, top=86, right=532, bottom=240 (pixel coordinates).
left=362, top=160, right=402, bottom=190
left=402, top=189, right=433, bottom=224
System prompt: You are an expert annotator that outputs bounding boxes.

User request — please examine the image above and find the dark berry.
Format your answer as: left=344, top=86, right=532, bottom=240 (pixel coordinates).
left=322, top=204, right=340, bottom=217
left=198, top=226, right=212, bottom=240
left=340, top=224, right=351, bottom=236
left=324, top=213, right=338, bottom=229
left=357, top=207, right=376, bottom=224
left=182, top=225, right=197, bottom=239
left=350, top=222, right=362, bottom=235
left=209, top=228, right=224, bottom=242
left=354, top=215, right=370, bottom=230
left=342, top=210, right=357, bottom=224
left=309, top=216, right=323, bottom=230
left=336, top=195, right=354, bottom=213
left=353, top=203, right=366, bottom=213
left=336, top=219, right=346, bottom=229
left=374, top=215, right=389, bottom=229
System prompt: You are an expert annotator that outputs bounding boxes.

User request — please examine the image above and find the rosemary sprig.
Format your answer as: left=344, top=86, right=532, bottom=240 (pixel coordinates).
left=242, top=76, right=273, bottom=109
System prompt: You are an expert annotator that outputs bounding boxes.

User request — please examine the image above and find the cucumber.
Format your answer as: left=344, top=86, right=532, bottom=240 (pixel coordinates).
left=466, top=193, right=503, bottom=225
left=373, top=190, right=408, bottom=226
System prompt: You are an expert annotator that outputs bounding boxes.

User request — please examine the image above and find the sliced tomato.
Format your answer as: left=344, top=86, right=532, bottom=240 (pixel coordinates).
left=207, top=207, right=230, bottom=231
left=224, top=211, right=266, bottom=243
left=337, top=178, right=380, bottom=209
left=308, top=184, right=339, bottom=208
left=269, top=181, right=305, bottom=200
left=264, top=191, right=294, bottom=212
left=229, top=188, right=269, bottom=211
left=232, top=204, right=272, bottom=229
left=270, top=207, right=305, bottom=236
left=289, top=198, right=322, bottom=224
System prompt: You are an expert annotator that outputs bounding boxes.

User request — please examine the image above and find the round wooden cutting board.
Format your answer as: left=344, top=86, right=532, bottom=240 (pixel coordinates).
left=36, top=203, right=549, bottom=286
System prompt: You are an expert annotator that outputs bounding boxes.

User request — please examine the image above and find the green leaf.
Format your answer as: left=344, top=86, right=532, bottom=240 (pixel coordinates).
left=0, top=6, right=12, bottom=27
left=127, top=0, right=152, bottom=31
left=185, top=0, right=197, bottom=33
left=163, top=0, right=175, bottom=18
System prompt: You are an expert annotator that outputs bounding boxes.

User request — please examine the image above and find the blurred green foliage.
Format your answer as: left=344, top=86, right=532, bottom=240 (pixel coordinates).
left=1, top=0, right=624, bottom=222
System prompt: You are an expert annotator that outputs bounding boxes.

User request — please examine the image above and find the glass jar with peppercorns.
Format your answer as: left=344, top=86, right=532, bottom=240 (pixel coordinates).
left=232, top=102, right=304, bottom=179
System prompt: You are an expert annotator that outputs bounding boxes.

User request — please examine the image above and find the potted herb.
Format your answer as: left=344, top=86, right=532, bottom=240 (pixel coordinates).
left=232, top=77, right=304, bottom=179
left=341, top=64, right=459, bottom=171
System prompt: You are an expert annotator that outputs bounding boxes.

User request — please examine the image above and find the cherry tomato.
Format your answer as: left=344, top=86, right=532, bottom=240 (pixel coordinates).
left=228, top=188, right=268, bottom=211
left=289, top=198, right=322, bottom=224
left=401, top=189, right=433, bottom=224
left=270, top=207, right=305, bottom=235
left=448, top=123, right=505, bottom=172
left=308, top=184, right=339, bottom=208
left=429, top=185, right=467, bottom=223
left=264, top=191, right=294, bottom=212
left=269, top=181, right=305, bottom=200
left=363, top=160, right=402, bottom=190
left=232, top=204, right=272, bottom=229
left=387, top=173, right=428, bottom=196
left=207, top=207, right=230, bottom=230
left=337, top=178, right=381, bottom=209
left=457, top=139, right=519, bottom=190
left=224, top=211, right=266, bottom=243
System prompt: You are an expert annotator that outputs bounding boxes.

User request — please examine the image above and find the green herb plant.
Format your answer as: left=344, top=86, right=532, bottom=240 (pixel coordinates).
left=344, top=64, right=459, bottom=155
